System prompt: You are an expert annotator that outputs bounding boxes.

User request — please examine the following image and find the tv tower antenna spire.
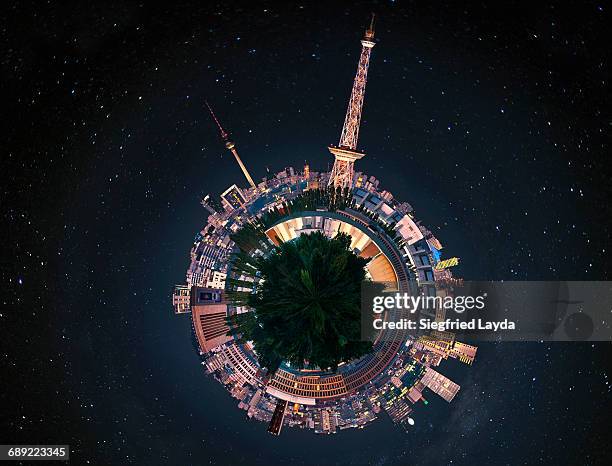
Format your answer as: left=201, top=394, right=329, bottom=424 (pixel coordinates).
left=205, top=100, right=257, bottom=190
left=328, top=14, right=376, bottom=189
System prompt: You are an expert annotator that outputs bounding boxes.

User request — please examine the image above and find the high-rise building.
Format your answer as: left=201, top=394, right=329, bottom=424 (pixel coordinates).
left=385, top=397, right=413, bottom=424
left=380, top=190, right=393, bottom=202
left=420, top=367, right=460, bottom=402
left=191, top=287, right=232, bottom=353
left=267, top=399, right=288, bottom=435
left=172, top=285, right=191, bottom=314
left=220, top=184, right=246, bottom=211
left=205, top=270, right=227, bottom=289
left=450, top=341, right=478, bottom=365
left=187, top=270, right=208, bottom=287
left=422, top=337, right=448, bottom=361
left=394, top=214, right=424, bottom=246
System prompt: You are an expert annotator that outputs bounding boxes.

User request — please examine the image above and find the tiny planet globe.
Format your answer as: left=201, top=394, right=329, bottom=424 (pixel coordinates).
left=171, top=17, right=477, bottom=435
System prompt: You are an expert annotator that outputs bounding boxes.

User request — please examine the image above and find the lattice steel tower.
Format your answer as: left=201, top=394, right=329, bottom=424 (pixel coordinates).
left=205, top=101, right=257, bottom=190
left=328, top=14, right=376, bottom=189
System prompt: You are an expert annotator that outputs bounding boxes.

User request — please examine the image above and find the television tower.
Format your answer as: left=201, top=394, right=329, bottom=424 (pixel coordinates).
left=205, top=101, right=257, bottom=189
left=328, top=14, right=376, bottom=189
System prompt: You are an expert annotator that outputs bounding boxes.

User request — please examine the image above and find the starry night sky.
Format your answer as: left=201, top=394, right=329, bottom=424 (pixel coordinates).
left=2, top=1, right=611, bottom=465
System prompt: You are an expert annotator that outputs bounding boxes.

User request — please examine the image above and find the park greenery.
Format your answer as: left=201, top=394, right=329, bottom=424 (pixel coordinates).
left=229, top=231, right=372, bottom=373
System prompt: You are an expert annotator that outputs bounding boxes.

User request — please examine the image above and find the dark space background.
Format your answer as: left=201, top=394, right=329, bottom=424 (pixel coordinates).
left=2, top=1, right=611, bottom=464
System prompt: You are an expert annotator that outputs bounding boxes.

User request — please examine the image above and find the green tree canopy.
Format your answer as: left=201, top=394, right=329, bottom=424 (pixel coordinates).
left=233, top=231, right=372, bottom=373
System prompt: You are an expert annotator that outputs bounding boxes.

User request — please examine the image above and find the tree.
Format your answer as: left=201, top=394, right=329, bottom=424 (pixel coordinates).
left=232, top=231, right=372, bottom=373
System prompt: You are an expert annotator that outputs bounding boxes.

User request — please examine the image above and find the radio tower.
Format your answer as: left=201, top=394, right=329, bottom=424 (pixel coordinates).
left=205, top=101, right=257, bottom=189
left=328, top=14, right=376, bottom=189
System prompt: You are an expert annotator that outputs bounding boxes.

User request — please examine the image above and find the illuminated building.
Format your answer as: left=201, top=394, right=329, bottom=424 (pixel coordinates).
left=380, top=190, right=393, bottom=202
left=450, top=341, right=478, bottom=365
left=205, top=270, right=227, bottom=290
left=416, top=334, right=477, bottom=366
left=385, top=397, right=413, bottom=424
left=420, top=367, right=460, bottom=402
left=434, top=256, right=460, bottom=270
left=417, top=335, right=453, bottom=359
left=426, top=235, right=443, bottom=252
left=187, top=271, right=207, bottom=287
left=394, top=214, right=424, bottom=246
left=267, top=399, right=288, bottom=435
left=191, top=287, right=231, bottom=353
left=172, top=285, right=191, bottom=314
left=406, top=386, right=423, bottom=404
left=220, top=184, right=247, bottom=210
left=219, top=343, right=261, bottom=387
